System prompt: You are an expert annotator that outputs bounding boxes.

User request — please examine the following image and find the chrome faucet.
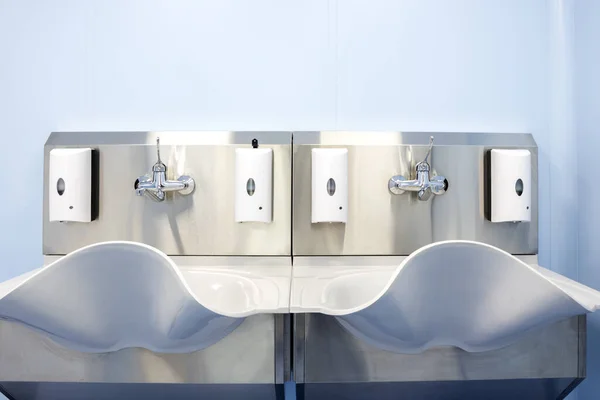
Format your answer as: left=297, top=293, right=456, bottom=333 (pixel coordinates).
left=134, top=137, right=195, bottom=202
left=388, top=136, right=448, bottom=201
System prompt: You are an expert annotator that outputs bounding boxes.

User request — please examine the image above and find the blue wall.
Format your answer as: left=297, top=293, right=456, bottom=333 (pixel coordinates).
left=575, top=1, right=600, bottom=399
left=0, top=1, right=586, bottom=399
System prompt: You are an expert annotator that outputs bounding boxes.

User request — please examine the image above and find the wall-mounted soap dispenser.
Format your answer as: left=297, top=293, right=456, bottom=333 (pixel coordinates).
left=486, top=149, right=531, bottom=223
left=49, top=148, right=98, bottom=222
left=235, top=146, right=273, bottom=223
left=311, top=148, right=348, bottom=223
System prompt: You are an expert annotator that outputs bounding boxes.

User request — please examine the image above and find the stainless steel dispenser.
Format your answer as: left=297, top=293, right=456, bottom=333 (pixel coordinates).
left=291, top=132, right=585, bottom=400
left=0, top=131, right=293, bottom=400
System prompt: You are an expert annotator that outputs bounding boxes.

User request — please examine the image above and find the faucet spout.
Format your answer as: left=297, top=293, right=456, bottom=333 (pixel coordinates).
left=136, top=187, right=166, bottom=202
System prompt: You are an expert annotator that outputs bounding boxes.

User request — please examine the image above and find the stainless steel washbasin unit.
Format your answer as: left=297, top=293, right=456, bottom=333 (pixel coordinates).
left=0, top=131, right=587, bottom=400
left=0, top=131, right=293, bottom=400
left=291, top=132, right=585, bottom=400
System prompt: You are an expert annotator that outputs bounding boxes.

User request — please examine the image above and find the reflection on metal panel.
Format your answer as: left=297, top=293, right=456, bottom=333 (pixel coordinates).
left=293, top=131, right=538, bottom=256
left=43, top=131, right=292, bottom=256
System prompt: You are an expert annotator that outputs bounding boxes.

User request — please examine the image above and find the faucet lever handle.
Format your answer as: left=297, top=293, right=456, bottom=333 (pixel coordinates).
left=156, top=137, right=162, bottom=164
left=423, top=136, right=434, bottom=165
left=151, top=137, right=166, bottom=172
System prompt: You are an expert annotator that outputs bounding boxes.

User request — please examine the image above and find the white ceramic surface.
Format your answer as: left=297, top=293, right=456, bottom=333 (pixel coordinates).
left=291, top=241, right=600, bottom=353
left=0, top=241, right=290, bottom=353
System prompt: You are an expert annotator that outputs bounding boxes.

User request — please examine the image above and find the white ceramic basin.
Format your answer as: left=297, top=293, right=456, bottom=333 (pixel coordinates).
left=0, top=241, right=290, bottom=353
left=291, top=241, right=600, bottom=353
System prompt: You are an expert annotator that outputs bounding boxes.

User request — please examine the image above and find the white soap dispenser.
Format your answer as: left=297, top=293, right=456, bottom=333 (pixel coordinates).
left=49, top=148, right=97, bottom=222
left=234, top=143, right=273, bottom=223
left=311, top=148, right=348, bottom=223
left=487, top=149, right=531, bottom=223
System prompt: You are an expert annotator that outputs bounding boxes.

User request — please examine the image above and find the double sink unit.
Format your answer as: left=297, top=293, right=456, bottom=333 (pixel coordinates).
left=0, top=131, right=596, bottom=400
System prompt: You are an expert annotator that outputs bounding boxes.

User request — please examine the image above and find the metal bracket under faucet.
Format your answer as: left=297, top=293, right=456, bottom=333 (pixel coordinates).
left=134, top=137, right=195, bottom=202
left=388, top=136, right=448, bottom=201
